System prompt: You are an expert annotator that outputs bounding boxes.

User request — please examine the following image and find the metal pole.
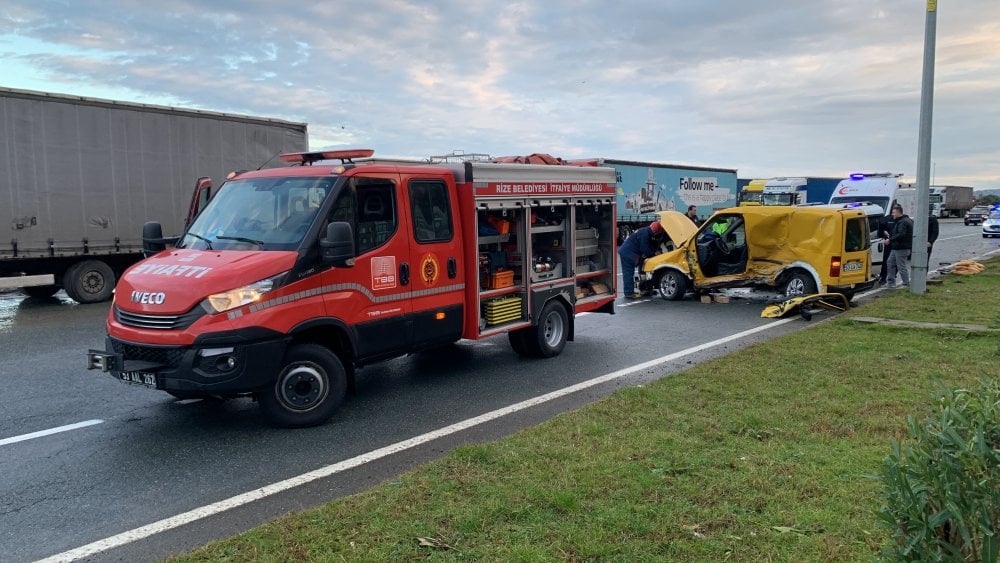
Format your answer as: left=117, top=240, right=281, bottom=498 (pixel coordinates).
left=910, top=0, right=937, bottom=294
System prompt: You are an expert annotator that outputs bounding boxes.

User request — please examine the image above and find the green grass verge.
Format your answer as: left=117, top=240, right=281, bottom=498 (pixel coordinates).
left=172, top=260, right=999, bottom=562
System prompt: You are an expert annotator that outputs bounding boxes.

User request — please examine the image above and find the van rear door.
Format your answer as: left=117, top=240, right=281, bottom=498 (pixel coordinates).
left=838, top=215, right=871, bottom=285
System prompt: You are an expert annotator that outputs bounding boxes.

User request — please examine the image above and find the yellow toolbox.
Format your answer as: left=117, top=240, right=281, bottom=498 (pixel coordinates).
left=483, top=295, right=522, bottom=325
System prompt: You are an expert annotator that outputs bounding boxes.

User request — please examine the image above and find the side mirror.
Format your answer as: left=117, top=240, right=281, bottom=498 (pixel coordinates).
left=142, top=222, right=180, bottom=257
left=142, top=222, right=167, bottom=257
left=320, top=222, right=355, bottom=267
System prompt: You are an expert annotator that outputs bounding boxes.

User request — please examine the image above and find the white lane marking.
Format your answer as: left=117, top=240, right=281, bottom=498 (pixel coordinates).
left=0, top=420, right=103, bottom=447
left=937, top=233, right=982, bottom=242
left=174, top=399, right=203, bottom=405
left=37, top=318, right=796, bottom=563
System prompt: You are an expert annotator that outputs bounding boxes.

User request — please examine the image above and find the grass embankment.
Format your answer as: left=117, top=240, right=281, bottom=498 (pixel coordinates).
left=174, top=260, right=1000, bottom=562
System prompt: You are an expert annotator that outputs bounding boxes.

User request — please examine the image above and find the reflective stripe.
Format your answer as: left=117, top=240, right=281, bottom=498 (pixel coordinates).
left=228, top=283, right=466, bottom=320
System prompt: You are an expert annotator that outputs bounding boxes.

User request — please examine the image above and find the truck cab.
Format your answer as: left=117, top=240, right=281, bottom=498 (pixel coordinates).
left=761, top=177, right=807, bottom=206
left=738, top=179, right=766, bottom=206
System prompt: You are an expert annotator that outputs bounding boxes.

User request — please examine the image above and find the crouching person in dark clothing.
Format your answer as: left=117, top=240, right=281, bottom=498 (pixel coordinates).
left=619, top=220, right=665, bottom=299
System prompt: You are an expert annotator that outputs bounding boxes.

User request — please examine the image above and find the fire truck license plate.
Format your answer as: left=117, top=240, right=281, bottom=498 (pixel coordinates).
left=118, top=371, right=156, bottom=387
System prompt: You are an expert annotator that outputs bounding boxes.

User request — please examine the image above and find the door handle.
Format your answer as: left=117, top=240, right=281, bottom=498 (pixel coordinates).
left=400, top=262, right=410, bottom=286
left=447, top=257, right=457, bottom=278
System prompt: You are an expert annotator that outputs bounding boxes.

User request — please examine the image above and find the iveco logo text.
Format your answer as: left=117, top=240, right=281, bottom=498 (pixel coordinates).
left=131, top=291, right=166, bottom=304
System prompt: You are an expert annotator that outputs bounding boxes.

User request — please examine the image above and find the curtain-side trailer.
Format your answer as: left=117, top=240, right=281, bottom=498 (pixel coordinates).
left=596, top=159, right=738, bottom=243
left=1, top=87, right=307, bottom=302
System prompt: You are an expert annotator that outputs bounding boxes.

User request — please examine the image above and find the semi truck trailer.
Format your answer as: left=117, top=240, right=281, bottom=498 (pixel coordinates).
left=1, top=87, right=307, bottom=302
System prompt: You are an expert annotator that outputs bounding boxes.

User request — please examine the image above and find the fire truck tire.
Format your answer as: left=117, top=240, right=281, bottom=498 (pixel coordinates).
left=63, top=260, right=115, bottom=303
left=259, top=343, right=347, bottom=428
left=524, top=301, right=569, bottom=358
left=655, top=270, right=687, bottom=301
left=781, top=270, right=817, bottom=298
left=508, top=329, right=530, bottom=357
left=23, top=285, right=60, bottom=298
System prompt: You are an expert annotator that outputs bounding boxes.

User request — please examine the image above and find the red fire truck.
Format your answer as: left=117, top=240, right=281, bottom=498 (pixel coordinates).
left=87, top=150, right=618, bottom=427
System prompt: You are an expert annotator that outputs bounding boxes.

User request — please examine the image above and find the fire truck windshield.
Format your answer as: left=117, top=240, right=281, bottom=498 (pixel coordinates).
left=179, top=176, right=334, bottom=251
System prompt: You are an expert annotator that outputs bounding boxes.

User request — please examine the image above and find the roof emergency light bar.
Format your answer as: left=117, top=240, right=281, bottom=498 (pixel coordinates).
left=279, top=149, right=374, bottom=165
left=849, top=172, right=904, bottom=180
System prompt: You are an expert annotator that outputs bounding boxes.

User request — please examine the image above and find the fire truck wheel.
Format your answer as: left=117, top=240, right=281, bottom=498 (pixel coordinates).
left=656, top=270, right=687, bottom=301
left=524, top=301, right=569, bottom=358
left=259, top=343, right=347, bottom=428
left=508, top=329, right=530, bottom=357
left=781, top=270, right=817, bottom=298
left=63, top=260, right=115, bottom=303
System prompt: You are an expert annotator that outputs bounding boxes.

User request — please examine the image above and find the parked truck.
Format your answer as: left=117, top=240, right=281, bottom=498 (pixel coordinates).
left=0, top=87, right=308, bottom=302
left=738, top=177, right=840, bottom=206
left=87, top=149, right=619, bottom=427
left=897, top=184, right=974, bottom=218
left=583, top=159, right=737, bottom=243
left=936, top=185, right=974, bottom=218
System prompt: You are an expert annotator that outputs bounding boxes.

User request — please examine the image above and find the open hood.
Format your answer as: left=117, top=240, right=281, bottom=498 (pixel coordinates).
left=115, top=249, right=298, bottom=314
left=656, top=210, right=699, bottom=245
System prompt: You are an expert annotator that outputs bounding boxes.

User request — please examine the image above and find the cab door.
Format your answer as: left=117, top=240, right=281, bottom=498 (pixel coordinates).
left=401, top=174, right=465, bottom=349
left=686, top=213, right=749, bottom=284
left=322, top=173, right=414, bottom=361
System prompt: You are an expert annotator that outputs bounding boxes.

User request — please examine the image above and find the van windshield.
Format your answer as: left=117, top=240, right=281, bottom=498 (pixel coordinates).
left=829, top=196, right=890, bottom=213
left=179, top=176, right=334, bottom=251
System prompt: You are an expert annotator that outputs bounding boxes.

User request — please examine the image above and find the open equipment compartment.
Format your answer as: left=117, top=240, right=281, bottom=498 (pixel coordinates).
left=476, top=199, right=527, bottom=330
left=572, top=196, right=616, bottom=304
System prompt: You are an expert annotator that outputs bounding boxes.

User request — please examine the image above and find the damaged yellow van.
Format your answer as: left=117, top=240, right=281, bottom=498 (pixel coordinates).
left=642, top=206, right=875, bottom=301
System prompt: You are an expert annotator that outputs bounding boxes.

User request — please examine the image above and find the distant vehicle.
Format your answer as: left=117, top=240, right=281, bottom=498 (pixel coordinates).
left=641, top=206, right=874, bottom=302
left=828, top=172, right=903, bottom=214
left=983, top=211, right=1000, bottom=238
left=738, top=179, right=766, bottom=206
left=900, top=184, right=975, bottom=218
left=965, top=206, right=992, bottom=226
left=937, top=185, right=974, bottom=218
left=0, top=87, right=308, bottom=302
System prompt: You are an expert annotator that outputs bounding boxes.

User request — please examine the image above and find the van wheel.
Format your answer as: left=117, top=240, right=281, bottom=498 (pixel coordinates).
left=523, top=301, right=569, bottom=358
left=782, top=271, right=817, bottom=297
left=63, top=260, right=115, bottom=303
left=23, top=285, right=60, bottom=298
left=656, top=270, right=688, bottom=301
left=259, top=343, right=347, bottom=428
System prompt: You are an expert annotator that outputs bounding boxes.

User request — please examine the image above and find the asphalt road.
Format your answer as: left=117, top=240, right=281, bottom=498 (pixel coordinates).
left=0, top=219, right=995, bottom=562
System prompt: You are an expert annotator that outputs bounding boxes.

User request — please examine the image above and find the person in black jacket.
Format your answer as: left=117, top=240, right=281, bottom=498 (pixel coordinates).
left=884, top=204, right=913, bottom=288
left=876, top=213, right=896, bottom=284
left=927, top=213, right=939, bottom=266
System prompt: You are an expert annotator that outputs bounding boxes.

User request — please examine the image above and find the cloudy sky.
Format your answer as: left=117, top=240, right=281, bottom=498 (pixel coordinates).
left=2, top=1, right=998, bottom=188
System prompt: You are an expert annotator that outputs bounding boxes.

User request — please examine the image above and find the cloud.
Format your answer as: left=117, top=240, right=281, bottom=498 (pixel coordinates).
left=0, top=0, right=998, bottom=187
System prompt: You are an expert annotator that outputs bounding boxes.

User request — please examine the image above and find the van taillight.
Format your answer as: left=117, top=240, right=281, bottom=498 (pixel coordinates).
left=830, top=256, right=842, bottom=277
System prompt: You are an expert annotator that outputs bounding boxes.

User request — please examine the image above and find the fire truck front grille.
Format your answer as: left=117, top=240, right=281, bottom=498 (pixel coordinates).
left=114, top=306, right=205, bottom=330
left=110, top=339, right=186, bottom=368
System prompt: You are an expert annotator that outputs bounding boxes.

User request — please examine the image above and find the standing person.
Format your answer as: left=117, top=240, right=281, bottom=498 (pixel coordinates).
left=884, top=204, right=913, bottom=288
left=685, top=205, right=703, bottom=226
left=618, top=220, right=665, bottom=299
left=876, top=212, right=896, bottom=285
left=926, top=212, right=939, bottom=266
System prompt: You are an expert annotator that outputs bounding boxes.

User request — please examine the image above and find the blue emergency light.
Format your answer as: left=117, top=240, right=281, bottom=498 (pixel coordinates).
left=850, top=173, right=865, bottom=180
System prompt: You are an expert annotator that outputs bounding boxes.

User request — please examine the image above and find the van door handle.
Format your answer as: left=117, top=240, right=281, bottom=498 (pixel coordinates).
left=400, top=262, right=410, bottom=286
left=447, top=257, right=457, bottom=278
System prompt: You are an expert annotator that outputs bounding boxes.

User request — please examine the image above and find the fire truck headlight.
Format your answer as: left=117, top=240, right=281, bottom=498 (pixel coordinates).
left=201, top=272, right=287, bottom=314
